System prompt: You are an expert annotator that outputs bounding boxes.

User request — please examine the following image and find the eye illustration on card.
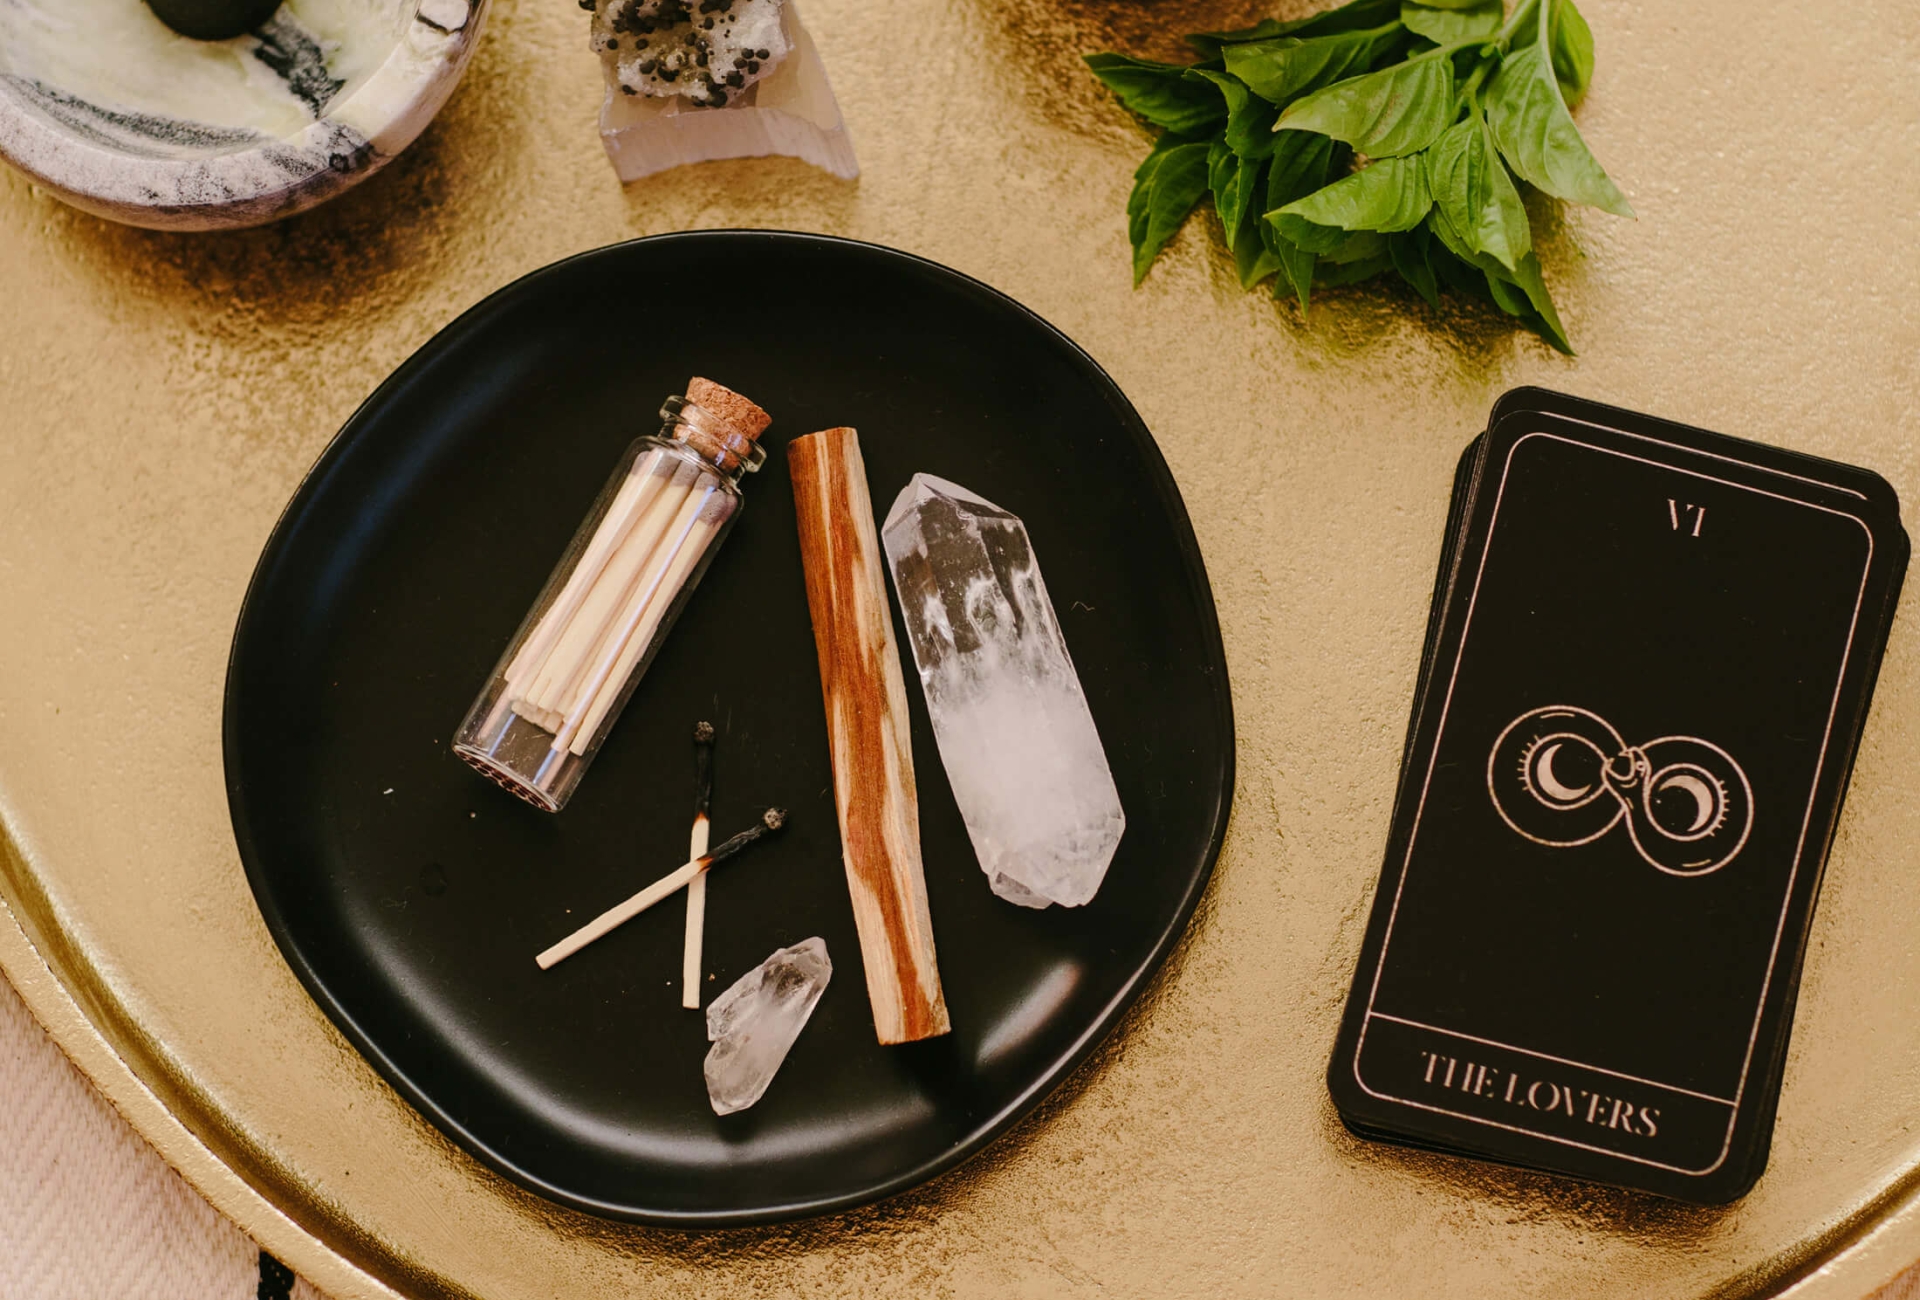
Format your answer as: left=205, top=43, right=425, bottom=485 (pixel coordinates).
left=1488, top=706, right=1754, bottom=876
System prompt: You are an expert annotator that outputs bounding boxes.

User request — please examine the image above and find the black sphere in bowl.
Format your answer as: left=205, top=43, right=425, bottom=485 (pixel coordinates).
left=145, top=0, right=282, bottom=41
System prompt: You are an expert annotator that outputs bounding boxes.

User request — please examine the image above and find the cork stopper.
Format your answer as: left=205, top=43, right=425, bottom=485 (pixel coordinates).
left=687, top=377, right=771, bottom=441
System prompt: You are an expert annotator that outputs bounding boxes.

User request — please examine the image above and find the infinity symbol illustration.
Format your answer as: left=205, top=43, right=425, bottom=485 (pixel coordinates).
left=1487, top=706, right=1754, bottom=876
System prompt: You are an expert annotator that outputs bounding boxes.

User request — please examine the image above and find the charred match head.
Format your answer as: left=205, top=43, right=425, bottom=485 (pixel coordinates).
left=693, top=720, right=716, bottom=819
left=703, top=807, right=788, bottom=867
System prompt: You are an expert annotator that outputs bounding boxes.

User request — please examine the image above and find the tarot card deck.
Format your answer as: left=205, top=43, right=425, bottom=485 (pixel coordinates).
left=1328, top=389, right=1908, bottom=1203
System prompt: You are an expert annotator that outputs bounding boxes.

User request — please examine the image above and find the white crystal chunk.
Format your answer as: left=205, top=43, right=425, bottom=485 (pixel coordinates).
left=704, top=937, right=831, bottom=1116
left=594, top=0, right=791, bottom=105
left=882, top=474, right=1125, bottom=909
left=595, top=1, right=857, bottom=182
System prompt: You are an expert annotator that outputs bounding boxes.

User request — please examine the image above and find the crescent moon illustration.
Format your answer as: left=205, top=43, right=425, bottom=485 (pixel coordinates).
left=1655, top=772, right=1718, bottom=833
left=1490, top=708, right=1753, bottom=875
left=1532, top=742, right=1592, bottom=803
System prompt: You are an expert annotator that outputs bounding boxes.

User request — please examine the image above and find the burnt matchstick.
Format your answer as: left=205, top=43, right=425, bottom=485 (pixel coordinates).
left=683, top=721, right=716, bottom=1009
left=692, top=721, right=715, bottom=823
left=536, top=809, right=787, bottom=970
left=710, top=807, right=785, bottom=858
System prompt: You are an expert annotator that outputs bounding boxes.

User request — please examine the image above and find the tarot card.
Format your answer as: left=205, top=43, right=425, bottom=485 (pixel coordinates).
left=1331, top=392, right=1907, bottom=1202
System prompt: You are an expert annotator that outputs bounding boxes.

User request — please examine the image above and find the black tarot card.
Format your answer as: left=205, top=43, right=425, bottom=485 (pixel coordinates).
left=1329, top=390, right=1908, bottom=1203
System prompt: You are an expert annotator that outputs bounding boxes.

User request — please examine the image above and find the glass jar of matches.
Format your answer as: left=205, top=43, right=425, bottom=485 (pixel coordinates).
left=454, top=378, right=771, bottom=811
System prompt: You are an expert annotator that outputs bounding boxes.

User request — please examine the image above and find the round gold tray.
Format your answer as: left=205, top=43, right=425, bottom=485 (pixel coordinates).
left=1, top=1, right=1916, bottom=1296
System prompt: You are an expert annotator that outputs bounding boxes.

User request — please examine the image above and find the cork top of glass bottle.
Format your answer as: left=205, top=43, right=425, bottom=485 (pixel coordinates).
left=687, top=378, right=771, bottom=438
left=667, top=377, right=770, bottom=476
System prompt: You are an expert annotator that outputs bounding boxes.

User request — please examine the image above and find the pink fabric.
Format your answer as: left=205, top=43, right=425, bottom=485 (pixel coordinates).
left=0, top=971, right=325, bottom=1299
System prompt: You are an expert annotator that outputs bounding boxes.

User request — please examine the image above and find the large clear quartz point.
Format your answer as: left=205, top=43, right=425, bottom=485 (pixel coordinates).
left=882, top=474, right=1125, bottom=909
left=704, top=937, right=831, bottom=1116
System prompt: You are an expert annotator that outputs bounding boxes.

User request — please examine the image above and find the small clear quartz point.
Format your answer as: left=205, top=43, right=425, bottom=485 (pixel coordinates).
left=704, top=937, right=831, bottom=1116
left=881, top=474, right=1125, bottom=909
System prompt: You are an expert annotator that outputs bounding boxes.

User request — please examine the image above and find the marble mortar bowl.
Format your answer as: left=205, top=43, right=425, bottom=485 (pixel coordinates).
left=0, top=0, right=489, bottom=231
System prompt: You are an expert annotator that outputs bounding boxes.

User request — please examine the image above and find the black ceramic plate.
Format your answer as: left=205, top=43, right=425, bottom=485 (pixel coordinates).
left=225, top=231, right=1234, bottom=1225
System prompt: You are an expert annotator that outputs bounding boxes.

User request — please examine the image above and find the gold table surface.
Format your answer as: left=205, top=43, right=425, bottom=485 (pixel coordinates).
left=1, top=1, right=1917, bottom=1296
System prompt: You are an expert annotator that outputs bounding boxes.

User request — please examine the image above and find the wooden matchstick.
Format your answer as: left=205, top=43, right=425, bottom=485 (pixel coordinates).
left=503, top=449, right=667, bottom=694
left=552, top=468, right=713, bottom=755
left=788, top=427, right=950, bottom=1044
left=682, top=721, right=715, bottom=1009
left=536, top=809, right=785, bottom=970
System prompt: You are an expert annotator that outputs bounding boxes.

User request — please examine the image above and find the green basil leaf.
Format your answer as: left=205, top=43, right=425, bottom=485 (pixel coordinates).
left=1127, top=143, right=1169, bottom=253
left=1506, top=255, right=1569, bottom=348
left=1425, top=115, right=1531, bottom=271
left=1483, top=270, right=1531, bottom=315
left=1484, top=15, right=1631, bottom=215
left=1187, top=0, right=1402, bottom=59
left=1233, top=212, right=1282, bottom=289
left=1273, top=239, right=1318, bottom=308
left=1268, top=132, right=1345, bottom=204
left=1262, top=131, right=1344, bottom=243
left=1387, top=225, right=1442, bottom=308
left=1425, top=195, right=1476, bottom=261
left=1275, top=51, right=1456, bottom=157
left=1400, top=0, right=1501, bottom=45
left=1426, top=205, right=1571, bottom=350
left=1277, top=154, right=1432, bottom=233
left=1550, top=0, right=1596, bottom=105
left=1321, top=229, right=1390, bottom=264
left=1208, top=137, right=1237, bottom=232
left=1086, top=54, right=1229, bottom=134
left=1426, top=229, right=1490, bottom=299
left=1128, top=131, right=1190, bottom=252
left=1268, top=211, right=1350, bottom=254
left=1486, top=253, right=1572, bottom=353
left=1209, top=137, right=1265, bottom=243
left=1223, top=22, right=1405, bottom=107
left=1188, top=18, right=1294, bottom=58
left=1482, top=266, right=1574, bottom=353
left=1187, top=68, right=1280, bottom=159
left=1315, top=249, right=1396, bottom=285
left=1130, top=138, right=1212, bottom=284
left=1262, top=131, right=1341, bottom=309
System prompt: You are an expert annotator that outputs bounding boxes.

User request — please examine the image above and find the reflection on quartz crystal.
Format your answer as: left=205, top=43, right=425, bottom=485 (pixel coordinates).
left=882, top=474, right=1124, bottom=908
left=704, top=937, right=832, bottom=1116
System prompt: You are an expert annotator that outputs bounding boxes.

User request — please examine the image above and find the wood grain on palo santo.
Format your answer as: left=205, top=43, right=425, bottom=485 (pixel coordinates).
left=788, top=426, right=950, bottom=1044
left=536, top=808, right=785, bottom=970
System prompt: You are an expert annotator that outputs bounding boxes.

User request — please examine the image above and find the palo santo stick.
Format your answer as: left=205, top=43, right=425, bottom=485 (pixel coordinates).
left=682, top=721, right=715, bottom=1009
left=788, top=427, right=950, bottom=1044
left=536, top=808, right=785, bottom=970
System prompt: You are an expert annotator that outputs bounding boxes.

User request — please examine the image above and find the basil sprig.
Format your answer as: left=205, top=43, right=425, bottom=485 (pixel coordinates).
left=1087, top=0, right=1629, bottom=353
